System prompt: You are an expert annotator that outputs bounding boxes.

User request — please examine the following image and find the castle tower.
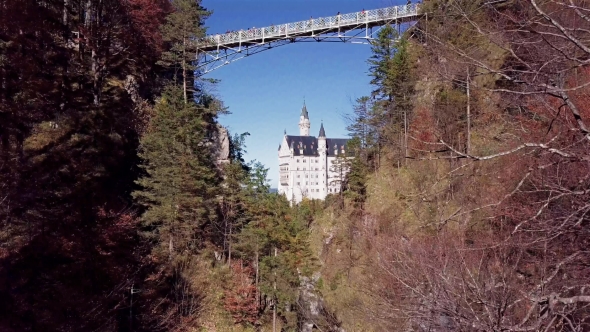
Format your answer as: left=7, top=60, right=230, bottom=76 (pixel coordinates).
left=318, top=122, right=327, bottom=194
left=299, top=102, right=310, bottom=136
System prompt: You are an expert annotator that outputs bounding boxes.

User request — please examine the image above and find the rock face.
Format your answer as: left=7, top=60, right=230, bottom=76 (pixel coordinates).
left=298, top=272, right=344, bottom=332
left=124, top=75, right=140, bottom=104
left=299, top=272, right=322, bottom=332
left=212, top=124, right=230, bottom=166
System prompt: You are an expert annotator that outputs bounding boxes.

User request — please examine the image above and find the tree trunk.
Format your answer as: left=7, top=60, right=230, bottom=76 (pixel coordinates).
left=169, top=235, right=174, bottom=260
left=61, top=0, right=69, bottom=112
left=466, top=69, right=471, bottom=154
left=85, top=0, right=91, bottom=27
left=255, top=244, right=259, bottom=309
left=63, top=0, right=69, bottom=33
left=273, top=247, right=277, bottom=332
left=92, top=48, right=100, bottom=106
left=404, top=107, right=408, bottom=164
left=227, top=220, right=232, bottom=267
left=182, top=37, right=187, bottom=104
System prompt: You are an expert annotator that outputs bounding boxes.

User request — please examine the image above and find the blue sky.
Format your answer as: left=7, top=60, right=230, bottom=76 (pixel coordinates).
left=202, top=0, right=407, bottom=186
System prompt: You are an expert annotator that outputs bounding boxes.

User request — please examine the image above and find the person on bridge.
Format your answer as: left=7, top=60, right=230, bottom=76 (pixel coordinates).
left=336, top=12, right=340, bottom=24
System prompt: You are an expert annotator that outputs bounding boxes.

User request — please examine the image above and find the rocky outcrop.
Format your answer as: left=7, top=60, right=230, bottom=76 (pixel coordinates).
left=211, top=124, right=230, bottom=166
left=298, top=272, right=344, bottom=332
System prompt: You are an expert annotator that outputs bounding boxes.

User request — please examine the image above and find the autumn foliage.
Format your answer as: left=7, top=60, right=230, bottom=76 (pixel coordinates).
left=223, top=261, right=259, bottom=325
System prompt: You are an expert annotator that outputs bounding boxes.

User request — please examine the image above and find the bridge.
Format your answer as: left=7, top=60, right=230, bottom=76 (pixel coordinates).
left=197, top=3, right=422, bottom=75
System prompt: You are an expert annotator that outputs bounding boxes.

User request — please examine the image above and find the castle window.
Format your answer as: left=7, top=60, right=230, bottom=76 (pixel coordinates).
left=297, top=159, right=299, bottom=163
left=306, top=182, right=308, bottom=185
left=297, top=175, right=300, bottom=178
left=297, top=182, right=300, bottom=185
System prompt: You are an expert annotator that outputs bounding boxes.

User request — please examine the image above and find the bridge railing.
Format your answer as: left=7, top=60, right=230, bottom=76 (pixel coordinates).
left=201, top=3, right=420, bottom=49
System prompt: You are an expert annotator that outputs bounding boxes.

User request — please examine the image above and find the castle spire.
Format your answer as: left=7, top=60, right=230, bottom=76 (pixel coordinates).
left=318, top=122, right=326, bottom=138
left=300, top=101, right=309, bottom=120
left=298, top=101, right=311, bottom=136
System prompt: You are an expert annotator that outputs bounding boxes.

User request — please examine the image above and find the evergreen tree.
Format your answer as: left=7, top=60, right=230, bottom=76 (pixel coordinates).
left=368, top=25, right=415, bottom=162
left=389, top=37, right=415, bottom=161
left=133, top=84, right=220, bottom=261
left=159, top=0, right=210, bottom=103
left=347, top=96, right=380, bottom=168
left=369, top=24, right=399, bottom=103
left=344, top=137, right=368, bottom=206
left=329, top=151, right=352, bottom=207
left=219, top=132, right=251, bottom=265
left=232, top=190, right=316, bottom=329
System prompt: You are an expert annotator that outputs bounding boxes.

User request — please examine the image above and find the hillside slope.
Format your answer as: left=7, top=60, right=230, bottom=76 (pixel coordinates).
left=310, top=1, right=590, bottom=330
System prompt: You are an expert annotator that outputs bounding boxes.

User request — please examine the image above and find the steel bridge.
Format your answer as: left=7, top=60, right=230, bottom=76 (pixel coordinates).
left=197, top=3, right=422, bottom=75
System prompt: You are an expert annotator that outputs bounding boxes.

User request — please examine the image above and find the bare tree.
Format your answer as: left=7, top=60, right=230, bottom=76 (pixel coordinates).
left=367, top=1, right=590, bottom=330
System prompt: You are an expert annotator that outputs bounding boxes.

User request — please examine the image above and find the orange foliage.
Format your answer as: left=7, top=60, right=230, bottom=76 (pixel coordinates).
left=223, top=260, right=259, bottom=325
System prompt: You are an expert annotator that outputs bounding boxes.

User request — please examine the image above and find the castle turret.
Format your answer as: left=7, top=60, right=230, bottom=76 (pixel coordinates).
left=318, top=123, right=327, bottom=156
left=299, top=102, right=310, bottom=136
left=318, top=123, right=328, bottom=195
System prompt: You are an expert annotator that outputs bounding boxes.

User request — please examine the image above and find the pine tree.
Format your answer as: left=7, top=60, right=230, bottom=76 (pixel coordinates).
left=347, top=96, right=380, bottom=168
left=344, top=137, right=368, bottom=206
left=219, top=133, right=251, bottom=266
left=133, top=84, right=220, bottom=261
left=368, top=25, right=415, bottom=162
left=329, top=151, right=352, bottom=209
left=159, top=0, right=210, bottom=103
left=233, top=191, right=316, bottom=329
left=368, top=24, right=399, bottom=103
left=389, top=37, right=415, bottom=161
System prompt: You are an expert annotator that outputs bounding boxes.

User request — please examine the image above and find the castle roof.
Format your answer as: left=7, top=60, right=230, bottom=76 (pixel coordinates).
left=318, top=123, right=326, bottom=137
left=300, top=102, right=309, bottom=119
left=285, top=135, right=350, bottom=157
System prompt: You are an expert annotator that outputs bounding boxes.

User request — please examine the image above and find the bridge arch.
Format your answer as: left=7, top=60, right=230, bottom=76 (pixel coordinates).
left=197, top=3, right=422, bottom=75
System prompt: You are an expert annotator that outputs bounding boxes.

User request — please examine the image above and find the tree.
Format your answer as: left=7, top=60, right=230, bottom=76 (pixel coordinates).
left=133, top=84, right=220, bottom=261
left=224, top=260, right=259, bottom=325
left=368, top=24, right=399, bottom=103
left=233, top=192, right=316, bottom=330
left=388, top=37, right=414, bottom=161
left=367, top=0, right=590, bottom=330
left=329, top=151, right=351, bottom=205
left=0, top=0, right=172, bottom=329
left=159, top=0, right=210, bottom=103
left=346, top=96, right=380, bottom=169
left=219, top=132, right=251, bottom=266
left=368, top=25, right=415, bottom=163
left=343, top=137, right=368, bottom=206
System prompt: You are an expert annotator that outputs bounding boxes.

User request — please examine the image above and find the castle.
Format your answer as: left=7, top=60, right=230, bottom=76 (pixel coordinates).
left=277, top=103, right=350, bottom=203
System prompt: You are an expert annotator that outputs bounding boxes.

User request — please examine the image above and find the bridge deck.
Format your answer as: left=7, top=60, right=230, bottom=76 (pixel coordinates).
left=199, top=3, right=421, bottom=52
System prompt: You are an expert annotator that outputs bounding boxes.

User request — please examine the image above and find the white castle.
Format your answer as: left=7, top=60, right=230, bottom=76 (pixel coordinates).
left=278, top=103, right=350, bottom=203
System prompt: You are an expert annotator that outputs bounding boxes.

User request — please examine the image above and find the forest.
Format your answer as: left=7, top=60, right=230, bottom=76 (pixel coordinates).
left=0, top=0, right=589, bottom=331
